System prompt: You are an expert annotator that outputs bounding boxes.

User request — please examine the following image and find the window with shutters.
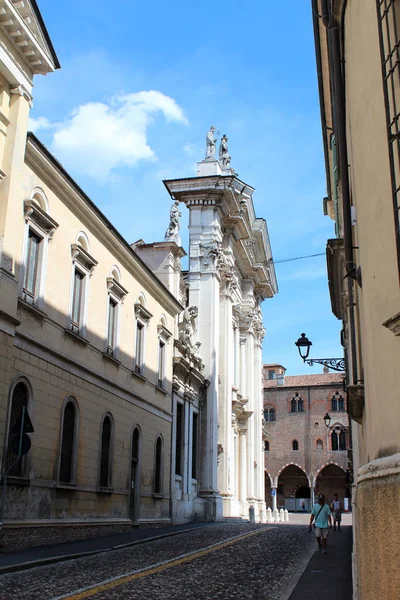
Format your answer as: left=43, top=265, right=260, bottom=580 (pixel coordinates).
left=5, top=381, right=30, bottom=477
left=154, top=435, right=163, bottom=494
left=157, top=319, right=172, bottom=388
left=99, top=414, right=113, bottom=488
left=105, top=269, right=128, bottom=359
left=134, top=298, right=152, bottom=375
left=69, top=238, right=97, bottom=336
left=59, top=398, right=78, bottom=484
left=21, top=197, right=58, bottom=308
left=23, top=230, right=42, bottom=305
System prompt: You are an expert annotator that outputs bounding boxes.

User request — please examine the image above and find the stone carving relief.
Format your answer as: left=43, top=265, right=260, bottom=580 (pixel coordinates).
left=205, top=125, right=217, bottom=159
left=179, top=305, right=201, bottom=355
left=219, top=134, right=231, bottom=168
left=244, top=239, right=258, bottom=263
left=164, top=200, right=181, bottom=243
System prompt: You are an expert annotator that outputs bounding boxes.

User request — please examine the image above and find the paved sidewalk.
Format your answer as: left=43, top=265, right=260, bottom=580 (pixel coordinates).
left=289, top=522, right=353, bottom=600
left=0, top=520, right=219, bottom=574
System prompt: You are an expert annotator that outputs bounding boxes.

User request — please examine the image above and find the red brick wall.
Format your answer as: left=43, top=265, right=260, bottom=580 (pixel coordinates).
left=263, top=382, right=349, bottom=509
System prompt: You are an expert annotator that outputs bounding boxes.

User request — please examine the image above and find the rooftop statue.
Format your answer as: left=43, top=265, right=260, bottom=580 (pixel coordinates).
left=164, top=200, right=181, bottom=243
left=219, top=134, right=231, bottom=168
left=205, top=125, right=217, bottom=159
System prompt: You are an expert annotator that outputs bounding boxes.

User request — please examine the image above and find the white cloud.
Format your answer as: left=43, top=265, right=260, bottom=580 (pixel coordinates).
left=31, top=91, right=188, bottom=182
left=28, top=116, right=53, bottom=133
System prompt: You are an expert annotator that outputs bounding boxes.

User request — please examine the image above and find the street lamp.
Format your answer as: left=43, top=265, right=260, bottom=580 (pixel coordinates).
left=294, top=333, right=346, bottom=372
left=323, top=412, right=332, bottom=428
left=295, top=333, right=312, bottom=360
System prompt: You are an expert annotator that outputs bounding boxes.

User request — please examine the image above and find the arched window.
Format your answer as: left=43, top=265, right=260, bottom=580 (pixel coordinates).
left=298, top=398, right=304, bottom=412
left=332, top=395, right=338, bottom=411
left=316, top=439, right=323, bottom=451
left=5, top=381, right=29, bottom=477
left=269, top=408, right=276, bottom=422
left=291, top=398, right=297, bottom=413
left=154, top=436, right=163, bottom=494
left=263, top=408, right=269, bottom=422
left=331, top=430, right=339, bottom=451
left=59, top=399, right=78, bottom=484
left=338, top=396, right=345, bottom=412
left=339, top=429, right=346, bottom=450
left=292, top=440, right=299, bottom=451
left=264, top=440, right=270, bottom=452
left=99, top=415, right=113, bottom=488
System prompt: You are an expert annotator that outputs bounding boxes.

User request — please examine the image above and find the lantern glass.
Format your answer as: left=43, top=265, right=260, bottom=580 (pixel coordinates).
left=295, top=333, right=312, bottom=360
left=323, top=412, right=332, bottom=428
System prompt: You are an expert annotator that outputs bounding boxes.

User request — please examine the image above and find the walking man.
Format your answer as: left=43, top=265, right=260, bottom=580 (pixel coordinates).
left=309, top=494, right=332, bottom=554
left=331, top=493, right=343, bottom=531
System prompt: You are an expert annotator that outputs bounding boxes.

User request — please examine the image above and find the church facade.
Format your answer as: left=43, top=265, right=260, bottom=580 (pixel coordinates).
left=162, top=138, right=278, bottom=523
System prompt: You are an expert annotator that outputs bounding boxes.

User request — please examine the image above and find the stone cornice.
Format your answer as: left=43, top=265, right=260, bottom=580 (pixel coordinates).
left=164, top=175, right=277, bottom=299
left=25, top=134, right=183, bottom=318
left=357, top=453, right=400, bottom=485
left=0, top=0, right=59, bottom=74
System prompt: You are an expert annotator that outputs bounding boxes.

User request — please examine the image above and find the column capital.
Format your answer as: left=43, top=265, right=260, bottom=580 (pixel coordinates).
left=10, top=85, right=33, bottom=108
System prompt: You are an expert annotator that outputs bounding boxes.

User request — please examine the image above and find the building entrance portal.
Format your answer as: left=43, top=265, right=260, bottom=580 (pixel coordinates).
left=315, top=464, right=348, bottom=507
left=278, top=465, right=310, bottom=512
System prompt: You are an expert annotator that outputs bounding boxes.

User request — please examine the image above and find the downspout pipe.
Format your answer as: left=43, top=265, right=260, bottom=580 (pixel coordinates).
left=321, top=3, right=357, bottom=280
left=320, top=1, right=358, bottom=386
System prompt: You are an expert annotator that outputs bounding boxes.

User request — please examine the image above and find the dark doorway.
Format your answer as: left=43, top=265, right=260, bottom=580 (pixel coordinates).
left=130, top=427, right=141, bottom=522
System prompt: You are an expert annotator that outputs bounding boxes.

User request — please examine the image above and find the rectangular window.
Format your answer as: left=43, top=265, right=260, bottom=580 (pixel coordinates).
left=376, top=0, right=400, bottom=277
left=268, top=370, right=275, bottom=380
left=71, top=269, right=85, bottom=334
left=23, top=229, right=41, bottom=304
left=191, top=412, right=198, bottom=480
left=107, top=298, right=117, bottom=356
left=135, top=322, right=144, bottom=373
left=175, top=402, right=183, bottom=476
left=158, top=339, right=165, bottom=387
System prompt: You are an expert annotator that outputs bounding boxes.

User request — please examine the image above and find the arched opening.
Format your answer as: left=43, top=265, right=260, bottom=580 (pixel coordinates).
left=315, top=464, right=349, bottom=506
left=5, top=381, right=30, bottom=477
left=277, top=464, right=311, bottom=512
left=264, top=472, right=272, bottom=507
left=130, top=427, right=141, bottom=522
left=99, top=414, right=113, bottom=488
left=154, top=436, right=163, bottom=494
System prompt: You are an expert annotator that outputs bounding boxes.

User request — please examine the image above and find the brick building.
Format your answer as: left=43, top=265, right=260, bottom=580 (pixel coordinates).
left=263, top=364, right=349, bottom=512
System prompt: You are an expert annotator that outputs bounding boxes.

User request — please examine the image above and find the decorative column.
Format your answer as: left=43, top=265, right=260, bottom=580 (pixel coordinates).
left=238, top=424, right=248, bottom=514
left=271, top=487, right=278, bottom=512
left=217, top=255, right=236, bottom=507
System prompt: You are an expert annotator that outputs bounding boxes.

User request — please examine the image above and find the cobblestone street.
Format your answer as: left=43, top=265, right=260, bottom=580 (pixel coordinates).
left=0, top=522, right=318, bottom=600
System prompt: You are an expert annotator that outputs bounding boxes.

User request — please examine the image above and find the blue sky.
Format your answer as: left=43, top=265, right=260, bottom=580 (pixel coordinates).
left=30, top=0, right=343, bottom=375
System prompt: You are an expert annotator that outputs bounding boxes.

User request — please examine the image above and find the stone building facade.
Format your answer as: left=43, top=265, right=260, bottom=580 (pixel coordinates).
left=312, top=2, right=400, bottom=597
left=140, top=147, right=278, bottom=524
left=0, top=3, right=277, bottom=548
left=263, top=365, right=349, bottom=512
left=0, top=2, right=183, bottom=548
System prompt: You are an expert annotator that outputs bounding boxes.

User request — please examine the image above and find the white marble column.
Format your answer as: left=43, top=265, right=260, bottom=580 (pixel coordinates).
left=246, top=331, right=255, bottom=501
left=272, top=487, right=278, bottom=512
left=239, top=427, right=247, bottom=509
left=218, top=291, right=234, bottom=499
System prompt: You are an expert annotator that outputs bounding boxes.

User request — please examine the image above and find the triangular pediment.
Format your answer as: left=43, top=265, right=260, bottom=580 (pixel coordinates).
left=1, top=0, right=60, bottom=73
